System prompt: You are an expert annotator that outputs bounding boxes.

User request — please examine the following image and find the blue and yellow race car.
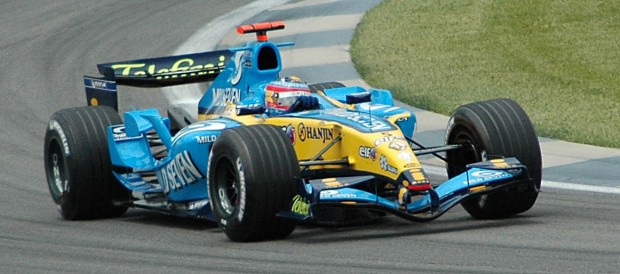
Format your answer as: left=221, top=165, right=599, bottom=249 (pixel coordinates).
left=44, top=22, right=541, bottom=242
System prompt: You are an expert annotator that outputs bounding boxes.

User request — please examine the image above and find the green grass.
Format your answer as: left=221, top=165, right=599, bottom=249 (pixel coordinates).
left=351, top=0, right=620, bottom=148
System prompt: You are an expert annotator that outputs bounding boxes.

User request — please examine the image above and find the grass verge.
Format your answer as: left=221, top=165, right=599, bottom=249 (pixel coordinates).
left=351, top=0, right=619, bottom=148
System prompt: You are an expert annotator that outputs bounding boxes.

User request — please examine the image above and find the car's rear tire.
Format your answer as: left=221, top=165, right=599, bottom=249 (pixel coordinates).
left=208, top=125, right=298, bottom=242
left=445, top=98, right=542, bottom=219
left=44, top=106, right=130, bottom=220
left=309, top=82, right=345, bottom=93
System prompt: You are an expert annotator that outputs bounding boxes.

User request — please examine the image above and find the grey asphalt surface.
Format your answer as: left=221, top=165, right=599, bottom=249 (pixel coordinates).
left=1, top=0, right=619, bottom=273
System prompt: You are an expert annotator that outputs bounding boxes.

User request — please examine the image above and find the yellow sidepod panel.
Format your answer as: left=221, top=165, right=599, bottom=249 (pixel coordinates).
left=266, top=117, right=342, bottom=162
left=266, top=117, right=422, bottom=181
left=341, top=127, right=422, bottom=181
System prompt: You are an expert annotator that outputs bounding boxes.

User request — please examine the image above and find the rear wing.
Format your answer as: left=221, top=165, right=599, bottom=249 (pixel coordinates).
left=85, top=50, right=233, bottom=110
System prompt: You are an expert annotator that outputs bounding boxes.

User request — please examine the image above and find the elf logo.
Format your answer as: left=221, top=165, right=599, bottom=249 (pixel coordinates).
left=359, top=146, right=376, bottom=161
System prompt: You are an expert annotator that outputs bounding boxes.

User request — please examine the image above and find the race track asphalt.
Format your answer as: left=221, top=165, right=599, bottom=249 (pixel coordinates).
left=1, top=1, right=618, bottom=273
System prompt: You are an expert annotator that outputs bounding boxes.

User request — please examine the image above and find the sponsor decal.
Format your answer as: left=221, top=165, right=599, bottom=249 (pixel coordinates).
left=471, top=171, right=506, bottom=178
left=206, top=151, right=214, bottom=211
left=172, top=122, right=226, bottom=146
left=398, top=151, right=413, bottom=162
left=236, top=157, right=246, bottom=222
left=290, top=195, right=310, bottom=216
left=380, top=155, right=398, bottom=174
left=49, top=120, right=69, bottom=155
left=111, top=126, right=142, bottom=141
left=389, top=141, right=407, bottom=151
left=86, top=78, right=116, bottom=91
left=374, top=135, right=405, bottom=146
left=157, top=151, right=203, bottom=193
left=51, top=153, right=66, bottom=194
left=214, top=87, right=241, bottom=104
left=467, top=170, right=510, bottom=184
left=404, top=162, right=421, bottom=169
left=329, top=111, right=392, bottom=131
left=274, top=80, right=309, bottom=89
left=297, top=123, right=333, bottom=143
left=195, top=135, right=217, bottom=144
left=92, top=80, right=107, bottom=88
left=110, top=55, right=227, bottom=80
left=283, top=124, right=295, bottom=145
left=188, top=200, right=209, bottom=210
left=359, top=146, right=377, bottom=161
left=231, top=51, right=243, bottom=85
left=319, top=190, right=356, bottom=199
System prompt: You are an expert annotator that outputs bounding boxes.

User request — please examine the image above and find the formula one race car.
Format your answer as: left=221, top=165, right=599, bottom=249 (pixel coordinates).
left=44, top=22, right=541, bottom=242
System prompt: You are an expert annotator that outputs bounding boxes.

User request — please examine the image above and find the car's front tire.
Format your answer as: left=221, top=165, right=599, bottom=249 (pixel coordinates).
left=446, top=98, right=542, bottom=219
left=208, top=125, right=298, bottom=242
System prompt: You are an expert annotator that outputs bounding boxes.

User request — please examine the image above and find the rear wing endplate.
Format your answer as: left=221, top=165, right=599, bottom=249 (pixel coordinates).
left=85, top=77, right=119, bottom=110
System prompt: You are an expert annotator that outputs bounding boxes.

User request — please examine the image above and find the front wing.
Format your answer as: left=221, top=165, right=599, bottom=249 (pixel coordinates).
left=281, top=157, right=533, bottom=222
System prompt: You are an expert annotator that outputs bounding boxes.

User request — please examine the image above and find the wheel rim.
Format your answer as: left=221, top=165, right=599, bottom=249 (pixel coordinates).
left=46, top=139, right=68, bottom=202
left=449, top=127, right=493, bottom=207
left=213, top=156, right=238, bottom=217
left=448, top=127, right=483, bottom=175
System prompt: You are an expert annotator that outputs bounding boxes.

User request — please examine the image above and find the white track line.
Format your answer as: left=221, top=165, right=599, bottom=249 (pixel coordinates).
left=542, top=180, right=620, bottom=194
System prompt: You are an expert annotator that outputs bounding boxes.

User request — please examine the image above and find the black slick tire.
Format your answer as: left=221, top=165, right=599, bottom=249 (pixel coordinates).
left=208, top=125, right=298, bottom=242
left=44, top=106, right=130, bottom=220
left=445, top=98, right=542, bottom=219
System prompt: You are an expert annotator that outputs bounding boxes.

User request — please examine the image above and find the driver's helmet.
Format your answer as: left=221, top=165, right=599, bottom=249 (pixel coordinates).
left=265, top=76, right=311, bottom=111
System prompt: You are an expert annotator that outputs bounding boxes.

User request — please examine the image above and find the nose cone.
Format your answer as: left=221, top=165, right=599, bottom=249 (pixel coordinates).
left=369, top=134, right=428, bottom=184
